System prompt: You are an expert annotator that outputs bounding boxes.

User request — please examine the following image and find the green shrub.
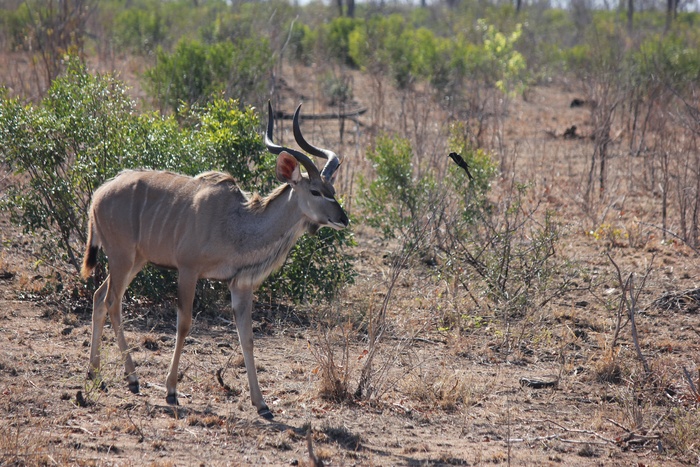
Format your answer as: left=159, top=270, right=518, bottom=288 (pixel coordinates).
left=355, top=127, right=565, bottom=321
left=443, top=129, right=568, bottom=320
left=357, top=134, right=436, bottom=240
left=113, top=7, right=167, bottom=55
left=447, top=123, right=499, bottom=223
left=322, top=17, right=362, bottom=67
left=288, top=21, right=317, bottom=66
left=0, top=57, right=354, bottom=306
left=145, top=37, right=273, bottom=113
left=0, top=58, right=134, bottom=269
left=348, top=15, right=420, bottom=90
left=632, top=33, right=700, bottom=91
left=0, top=4, right=32, bottom=51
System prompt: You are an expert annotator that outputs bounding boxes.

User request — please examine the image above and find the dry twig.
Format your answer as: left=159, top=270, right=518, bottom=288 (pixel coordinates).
left=507, top=417, right=615, bottom=446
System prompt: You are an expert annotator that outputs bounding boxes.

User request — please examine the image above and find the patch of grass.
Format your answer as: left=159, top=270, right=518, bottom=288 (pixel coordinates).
left=0, top=416, right=75, bottom=465
left=402, top=367, right=477, bottom=412
left=594, top=353, right=623, bottom=385
left=322, top=423, right=362, bottom=451
left=666, top=408, right=700, bottom=462
left=186, top=413, right=225, bottom=428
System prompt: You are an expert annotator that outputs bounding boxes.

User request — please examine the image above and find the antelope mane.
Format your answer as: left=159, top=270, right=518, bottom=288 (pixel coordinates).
left=243, top=183, right=290, bottom=213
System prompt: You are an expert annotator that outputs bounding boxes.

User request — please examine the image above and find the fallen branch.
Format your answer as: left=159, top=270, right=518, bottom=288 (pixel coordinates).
left=507, top=435, right=610, bottom=445
left=606, top=418, right=662, bottom=444
left=56, top=424, right=94, bottom=436
left=274, top=107, right=368, bottom=121
left=536, top=418, right=618, bottom=444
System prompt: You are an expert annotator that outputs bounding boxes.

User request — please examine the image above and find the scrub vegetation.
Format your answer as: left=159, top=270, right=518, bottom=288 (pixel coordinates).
left=1, top=0, right=699, bottom=464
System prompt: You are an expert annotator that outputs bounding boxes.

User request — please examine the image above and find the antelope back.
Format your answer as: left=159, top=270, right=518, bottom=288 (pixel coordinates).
left=89, top=170, right=244, bottom=269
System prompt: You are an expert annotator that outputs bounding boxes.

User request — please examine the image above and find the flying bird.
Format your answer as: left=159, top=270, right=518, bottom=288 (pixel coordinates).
left=448, top=152, right=473, bottom=180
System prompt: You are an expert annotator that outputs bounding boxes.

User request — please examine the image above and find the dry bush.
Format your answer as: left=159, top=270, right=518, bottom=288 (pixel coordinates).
left=0, top=416, right=76, bottom=465
left=308, top=321, right=354, bottom=403
left=594, top=351, right=624, bottom=385
left=401, top=366, right=482, bottom=412
left=186, top=413, right=225, bottom=428
left=666, top=408, right=700, bottom=462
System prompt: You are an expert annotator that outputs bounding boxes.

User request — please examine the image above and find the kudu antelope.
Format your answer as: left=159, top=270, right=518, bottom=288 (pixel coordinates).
left=80, top=102, right=348, bottom=419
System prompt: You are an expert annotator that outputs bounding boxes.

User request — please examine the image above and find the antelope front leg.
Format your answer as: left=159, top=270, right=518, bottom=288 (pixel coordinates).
left=230, top=286, right=272, bottom=420
left=165, top=270, right=197, bottom=405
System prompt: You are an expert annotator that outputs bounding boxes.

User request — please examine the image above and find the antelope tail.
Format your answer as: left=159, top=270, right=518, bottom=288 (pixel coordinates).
left=81, top=220, right=99, bottom=280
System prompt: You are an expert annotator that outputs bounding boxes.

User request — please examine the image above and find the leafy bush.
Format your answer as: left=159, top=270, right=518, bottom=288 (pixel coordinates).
left=0, top=4, right=32, bottom=51
left=322, top=17, right=362, bottom=67
left=0, top=57, right=354, bottom=306
left=357, top=134, right=436, bottom=240
left=358, top=128, right=497, bottom=240
left=356, top=128, right=566, bottom=321
left=632, top=33, right=700, bottom=92
left=112, top=7, right=167, bottom=55
left=0, top=58, right=134, bottom=269
left=287, top=21, right=317, bottom=66
left=347, top=16, right=526, bottom=104
left=348, top=15, right=419, bottom=90
left=447, top=123, right=499, bottom=222
left=475, top=20, right=527, bottom=96
left=145, top=36, right=273, bottom=113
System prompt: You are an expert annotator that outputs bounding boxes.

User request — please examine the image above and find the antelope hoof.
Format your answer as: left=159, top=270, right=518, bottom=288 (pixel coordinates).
left=128, top=380, right=140, bottom=394
left=257, top=406, right=274, bottom=420
left=166, top=394, right=179, bottom=406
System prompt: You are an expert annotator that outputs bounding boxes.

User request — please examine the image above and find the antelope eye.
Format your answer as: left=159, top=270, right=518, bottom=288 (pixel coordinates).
left=310, top=189, right=322, bottom=197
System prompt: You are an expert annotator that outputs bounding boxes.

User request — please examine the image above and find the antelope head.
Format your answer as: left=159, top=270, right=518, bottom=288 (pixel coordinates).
left=264, top=101, right=348, bottom=231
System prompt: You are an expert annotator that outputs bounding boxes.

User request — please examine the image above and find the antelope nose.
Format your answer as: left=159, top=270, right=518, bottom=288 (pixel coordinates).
left=329, top=211, right=349, bottom=229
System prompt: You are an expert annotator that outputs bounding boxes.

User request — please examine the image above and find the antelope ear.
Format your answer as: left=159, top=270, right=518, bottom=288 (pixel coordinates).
left=276, top=151, right=301, bottom=185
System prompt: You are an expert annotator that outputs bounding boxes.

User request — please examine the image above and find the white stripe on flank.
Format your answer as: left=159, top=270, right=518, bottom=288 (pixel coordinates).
left=137, top=184, right=149, bottom=245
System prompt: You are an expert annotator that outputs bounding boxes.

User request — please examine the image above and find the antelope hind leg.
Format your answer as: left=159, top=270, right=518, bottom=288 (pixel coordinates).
left=87, top=278, right=110, bottom=391
left=104, top=258, right=146, bottom=394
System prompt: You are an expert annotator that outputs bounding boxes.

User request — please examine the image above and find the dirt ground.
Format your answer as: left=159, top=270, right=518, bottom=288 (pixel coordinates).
left=2, top=71, right=700, bottom=466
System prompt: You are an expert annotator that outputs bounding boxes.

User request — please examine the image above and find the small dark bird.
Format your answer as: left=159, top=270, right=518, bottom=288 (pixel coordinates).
left=448, top=152, right=473, bottom=180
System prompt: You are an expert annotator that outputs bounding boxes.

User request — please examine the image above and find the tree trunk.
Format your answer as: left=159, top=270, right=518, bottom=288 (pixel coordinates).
left=665, top=0, right=676, bottom=32
left=627, top=0, right=633, bottom=33
left=347, top=0, right=355, bottom=18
